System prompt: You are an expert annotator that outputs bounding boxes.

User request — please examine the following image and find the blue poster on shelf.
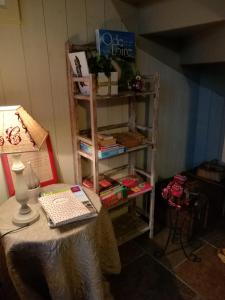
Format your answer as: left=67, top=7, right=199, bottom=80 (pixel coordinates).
left=96, top=29, right=135, bottom=60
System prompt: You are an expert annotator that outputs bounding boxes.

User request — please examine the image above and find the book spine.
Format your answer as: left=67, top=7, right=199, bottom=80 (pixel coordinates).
left=99, top=144, right=120, bottom=150
left=100, top=185, right=124, bottom=198
left=99, top=147, right=125, bottom=159
left=80, top=142, right=125, bottom=158
left=80, top=142, right=92, bottom=153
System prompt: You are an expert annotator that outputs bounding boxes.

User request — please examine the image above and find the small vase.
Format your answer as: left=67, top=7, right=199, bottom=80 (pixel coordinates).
left=25, top=161, right=40, bottom=189
left=28, top=186, right=41, bottom=204
left=25, top=162, right=41, bottom=204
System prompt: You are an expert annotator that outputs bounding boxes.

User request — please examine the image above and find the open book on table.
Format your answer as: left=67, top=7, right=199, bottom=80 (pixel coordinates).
left=39, top=185, right=98, bottom=228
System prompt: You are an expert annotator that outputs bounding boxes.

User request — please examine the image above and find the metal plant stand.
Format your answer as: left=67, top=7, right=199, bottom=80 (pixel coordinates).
left=154, top=204, right=201, bottom=262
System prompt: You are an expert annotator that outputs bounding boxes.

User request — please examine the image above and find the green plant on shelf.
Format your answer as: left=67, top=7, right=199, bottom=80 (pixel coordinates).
left=88, top=55, right=114, bottom=78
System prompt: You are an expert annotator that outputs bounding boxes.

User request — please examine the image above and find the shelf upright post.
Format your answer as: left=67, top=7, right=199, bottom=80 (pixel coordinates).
left=149, top=73, right=160, bottom=238
left=66, top=41, right=82, bottom=184
left=128, top=95, right=137, bottom=214
left=89, top=74, right=99, bottom=193
left=128, top=95, right=136, bottom=175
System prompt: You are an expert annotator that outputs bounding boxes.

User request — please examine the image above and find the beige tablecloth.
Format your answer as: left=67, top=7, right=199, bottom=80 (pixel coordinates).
left=0, top=184, right=121, bottom=300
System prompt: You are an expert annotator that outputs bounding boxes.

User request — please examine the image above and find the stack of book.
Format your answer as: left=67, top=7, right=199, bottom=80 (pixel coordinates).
left=97, top=133, right=116, bottom=147
left=98, top=177, right=127, bottom=208
left=39, top=186, right=97, bottom=228
left=82, top=176, right=127, bottom=208
left=80, top=133, right=126, bottom=159
left=117, top=174, right=153, bottom=198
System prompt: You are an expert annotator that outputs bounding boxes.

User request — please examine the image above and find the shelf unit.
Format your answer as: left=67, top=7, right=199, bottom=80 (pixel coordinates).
left=66, top=42, right=160, bottom=241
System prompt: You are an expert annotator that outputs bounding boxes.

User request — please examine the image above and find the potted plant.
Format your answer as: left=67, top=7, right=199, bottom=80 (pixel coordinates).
left=88, top=55, right=118, bottom=96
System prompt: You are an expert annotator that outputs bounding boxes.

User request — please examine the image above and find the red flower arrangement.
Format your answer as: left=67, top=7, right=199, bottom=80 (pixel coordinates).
left=162, top=174, right=190, bottom=210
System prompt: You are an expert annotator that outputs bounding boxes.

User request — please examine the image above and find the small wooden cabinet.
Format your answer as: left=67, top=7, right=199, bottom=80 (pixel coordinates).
left=66, top=41, right=160, bottom=243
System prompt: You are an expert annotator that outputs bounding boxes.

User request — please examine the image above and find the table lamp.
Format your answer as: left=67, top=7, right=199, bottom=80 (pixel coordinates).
left=0, top=105, right=48, bottom=226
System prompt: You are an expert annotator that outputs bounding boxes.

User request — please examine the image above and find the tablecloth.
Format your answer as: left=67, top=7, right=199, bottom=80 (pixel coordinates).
left=0, top=184, right=121, bottom=300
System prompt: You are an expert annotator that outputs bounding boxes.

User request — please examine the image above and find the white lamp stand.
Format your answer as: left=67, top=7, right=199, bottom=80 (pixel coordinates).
left=11, top=154, right=40, bottom=226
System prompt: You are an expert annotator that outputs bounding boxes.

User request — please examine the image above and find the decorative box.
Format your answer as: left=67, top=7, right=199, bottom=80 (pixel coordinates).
left=97, top=71, right=118, bottom=96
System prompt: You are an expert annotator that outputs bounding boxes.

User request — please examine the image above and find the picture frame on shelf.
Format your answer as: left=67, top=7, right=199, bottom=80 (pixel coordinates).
left=1, top=136, right=58, bottom=197
left=68, top=51, right=90, bottom=95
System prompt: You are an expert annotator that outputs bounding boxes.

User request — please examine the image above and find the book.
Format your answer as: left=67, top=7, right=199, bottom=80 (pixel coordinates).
left=96, top=29, right=135, bottom=60
left=82, top=176, right=120, bottom=192
left=96, top=29, right=136, bottom=90
left=99, top=144, right=119, bottom=150
left=98, top=139, right=117, bottom=147
left=70, top=185, right=97, bottom=216
left=97, top=133, right=114, bottom=140
left=80, top=142, right=126, bottom=159
left=39, top=189, right=97, bottom=228
left=68, top=51, right=90, bottom=95
left=100, top=185, right=127, bottom=208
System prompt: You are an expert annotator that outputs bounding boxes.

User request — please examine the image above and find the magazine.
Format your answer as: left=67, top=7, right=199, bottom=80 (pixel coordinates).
left=70, top=185, right=97, bottom=216
left=68, top=51, right=90, bottom=95
left=39, top=188, right=97, bottom=228
left=96, top=29, right=135, bottom=60
left=96, top=29, right=136, bottom=89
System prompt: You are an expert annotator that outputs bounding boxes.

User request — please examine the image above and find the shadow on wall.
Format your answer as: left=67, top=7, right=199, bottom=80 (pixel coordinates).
left=112, top=0, right=225, bottom=172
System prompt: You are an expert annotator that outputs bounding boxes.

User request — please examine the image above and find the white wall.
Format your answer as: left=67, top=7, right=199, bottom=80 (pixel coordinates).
left=113, top=0, right=200, bottom=178
left=0, top=0, right=125, bottom=203
left=137, top=49, right=199, bottom=179
left=0, top=0, right=201, bottom=204
left=139, top=0, right=225, bottom=34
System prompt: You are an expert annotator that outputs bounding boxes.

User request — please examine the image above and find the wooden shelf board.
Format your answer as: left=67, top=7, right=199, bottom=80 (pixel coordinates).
left=96, top=90, right=155, bottom=100
left=112, top=213, right=149, bottom=245
left=98, top=142, right=153, bottom=160
left=126, top=142, right=153, bottom=152
left=74, top=94, right=90, bottom=101
left=75, top=91, right=155, bottom=101
left=78, top=150, right=93, bottom=160
left=73, top=76, right=90, bottom=83
left=80, top=122, right=129, bottom=136
left=127, top=187, right=152, bottom=199
left=78, top=135, right=93, bottom=145
left=82, top=177, right=151, bottom=210
left=102, top=164, right=129, bottom=177
left=80, top=142, right=153, bottom=161
left=134, top=168, right=151, bottom=179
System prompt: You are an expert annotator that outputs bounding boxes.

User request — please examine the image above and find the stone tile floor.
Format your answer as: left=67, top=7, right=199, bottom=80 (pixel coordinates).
left=109, top=218, right=225, bottom=300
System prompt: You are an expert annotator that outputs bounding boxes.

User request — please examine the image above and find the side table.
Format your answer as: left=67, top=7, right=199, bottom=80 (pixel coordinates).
left=0, top=184, right=121, bottom=300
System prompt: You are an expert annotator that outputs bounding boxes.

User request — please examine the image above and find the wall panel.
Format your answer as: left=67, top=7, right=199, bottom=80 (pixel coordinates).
left=20, top=0, right=58, bottom=171
left=86, top=0, right=105, bottom=42
left=43, top=0, right=74, bottom=183
left=0, top=25, right=30, bottom=108
left=0, top=0, right=127, bottom=202
left=66, top=0, right=87, bottom=44
left=0, top=21, right=30, bottom=202
left=105, top=0, right=123, bottom=30
left=137, top=48, right=198, bottom=179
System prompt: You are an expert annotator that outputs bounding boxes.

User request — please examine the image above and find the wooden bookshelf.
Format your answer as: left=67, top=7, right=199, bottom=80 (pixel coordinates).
left=66, top=41, right=160, bottom=241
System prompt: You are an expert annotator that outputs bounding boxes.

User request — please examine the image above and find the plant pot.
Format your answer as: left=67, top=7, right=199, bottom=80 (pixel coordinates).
left=97, top=72, right=118, bottom=96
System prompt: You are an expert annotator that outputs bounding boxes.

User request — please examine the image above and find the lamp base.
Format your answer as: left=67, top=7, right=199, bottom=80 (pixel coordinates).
left=12, top=209, right=40, bottom=226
